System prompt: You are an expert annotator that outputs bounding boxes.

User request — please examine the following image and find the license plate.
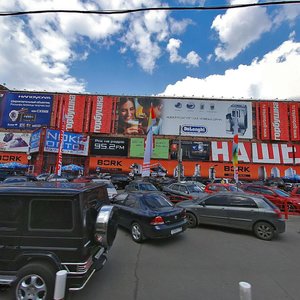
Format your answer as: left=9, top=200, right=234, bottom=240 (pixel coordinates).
left=171, top=227, right=182, bottom=235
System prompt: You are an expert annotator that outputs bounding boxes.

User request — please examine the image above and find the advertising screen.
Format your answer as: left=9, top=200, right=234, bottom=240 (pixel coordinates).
left=44, top=129, right=89, bottom=156
left=130, top=138, right=169, bottom=159
left=170, top=140, right=210, bottom=161
left=0, top=92, right=53, bottom=129
left=0, top=132, right=30, bottom=153
left=90, top=137, right=128, bottom=156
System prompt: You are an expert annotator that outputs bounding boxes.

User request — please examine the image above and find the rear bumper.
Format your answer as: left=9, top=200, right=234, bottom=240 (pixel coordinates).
left=143, top=219, right=188, bottom=239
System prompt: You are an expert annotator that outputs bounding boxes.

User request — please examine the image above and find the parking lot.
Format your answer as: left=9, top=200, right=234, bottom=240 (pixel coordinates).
left=2, top=216, right=299, bottom=300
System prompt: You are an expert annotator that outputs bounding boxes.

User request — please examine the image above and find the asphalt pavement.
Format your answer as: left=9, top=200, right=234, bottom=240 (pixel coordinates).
left=2, top=216, right=300, bottom=300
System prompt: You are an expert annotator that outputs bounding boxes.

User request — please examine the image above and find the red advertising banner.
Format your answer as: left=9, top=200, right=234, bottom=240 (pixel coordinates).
left=63, top=94, right=85, bottom=132
left=88, top=156, right=300, bottom=180
left=50, top=94, right=59, bottom=127
left=83, top=95, right=93, bottom=133
left=89, top=96, right=114, bottom=133
left=255, top=103, right=260, bottom=139
left=0, top=152, right=28, bottom=164
left=259, top=102, right=270, bottom=140
left=289, top=102, right=300, bottom=141
left=269, top=102, right=289, bottom=141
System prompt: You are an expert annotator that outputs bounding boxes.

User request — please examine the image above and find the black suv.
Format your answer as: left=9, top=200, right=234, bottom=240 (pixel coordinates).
left=0, top=182, right=118, bottom=299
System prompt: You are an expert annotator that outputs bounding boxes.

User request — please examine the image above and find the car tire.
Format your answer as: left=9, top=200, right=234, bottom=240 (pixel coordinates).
left=253, top=221, right=275, bottom=241
left=131, top=222, right=145, bottom=243
left=13, top=262, right=56, bottom=300
left=186, top=212, right=197, bottom=228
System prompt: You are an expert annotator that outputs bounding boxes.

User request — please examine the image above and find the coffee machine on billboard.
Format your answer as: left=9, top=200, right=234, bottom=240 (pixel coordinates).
left=226, top=104, right=248, bottom=136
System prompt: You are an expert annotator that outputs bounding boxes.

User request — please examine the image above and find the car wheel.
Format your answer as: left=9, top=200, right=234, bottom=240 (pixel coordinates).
left=13, top=262, right=56, bottom=300
left=186, top=212, right=197, bottom=228
left=253, top=222, right=274, bottom=241
left=287, top=203, right=296, bottom=212
left=131, top=222, right=144, bottom=243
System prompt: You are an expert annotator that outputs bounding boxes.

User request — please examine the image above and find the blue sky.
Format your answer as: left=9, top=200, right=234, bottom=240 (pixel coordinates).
left=0, top=0, right=300, bottom=100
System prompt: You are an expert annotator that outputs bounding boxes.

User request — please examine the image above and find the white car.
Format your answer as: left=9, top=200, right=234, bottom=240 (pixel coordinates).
left=92, top=179, right=118, bottom=200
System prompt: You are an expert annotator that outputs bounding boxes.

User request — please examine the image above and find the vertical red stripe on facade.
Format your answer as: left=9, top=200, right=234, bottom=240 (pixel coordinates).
left=83, top=95, right=93, bottom=133
left=259, top=102, right=270, bottom=140
left=269, top=102, right=289, bottom=141
left=289, top=102, right=300, bottom=141
left=63, top=95, right=85, bottom=133
left=56, top=94, right=66, bottom=130
left=50, top=95, right=59, bottom=127
left=90, top=96, right=114, bottom=133
left=255, top=103, right=260, bottom=140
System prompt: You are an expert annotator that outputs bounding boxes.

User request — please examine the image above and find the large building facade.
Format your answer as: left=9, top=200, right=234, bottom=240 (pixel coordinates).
left=0, top=89, right=300, bottom=180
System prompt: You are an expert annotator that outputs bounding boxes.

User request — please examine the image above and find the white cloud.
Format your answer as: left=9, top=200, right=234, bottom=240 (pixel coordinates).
left=0, top=0, right=196, bottom=89
left=160, top=39, right=300, bottom=100
left=167, top=38, right=201, bottom=67
left=211, top=1, right=272, bottom=61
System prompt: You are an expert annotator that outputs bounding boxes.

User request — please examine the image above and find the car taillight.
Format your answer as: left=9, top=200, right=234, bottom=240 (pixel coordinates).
left=274, top=208, right=282, bottom=218
left=150, top=216, right=165, bottom=225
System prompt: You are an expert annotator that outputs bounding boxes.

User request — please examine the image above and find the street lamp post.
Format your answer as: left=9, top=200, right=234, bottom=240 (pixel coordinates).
left=177, top=125, right=182, bottom=182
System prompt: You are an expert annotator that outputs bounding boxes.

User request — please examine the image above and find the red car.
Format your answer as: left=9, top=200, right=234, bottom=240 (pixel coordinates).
left=242, top=184, right=300, bottom=212
left=289, top=186, right=300, bottom=198
left=204, top=183, right=239, bottom=194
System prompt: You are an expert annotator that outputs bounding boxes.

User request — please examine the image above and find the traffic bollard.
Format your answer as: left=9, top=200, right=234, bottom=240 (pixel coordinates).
left=239, top=281, right=252, bottom=300
left=54, top=270, right=67, bottom=300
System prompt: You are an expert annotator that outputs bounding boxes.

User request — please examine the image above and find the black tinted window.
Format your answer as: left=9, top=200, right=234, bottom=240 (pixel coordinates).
left=0, top=197, right=23, bottom=229
left=229, top=196, right=258, bottom=208
left=143, top=194, right=173, bottom=209
left=30, top=199, right=73, bottom=230
left=204, top=195, right=230, bottom=206
left=124, top=196, right=140, bottom=208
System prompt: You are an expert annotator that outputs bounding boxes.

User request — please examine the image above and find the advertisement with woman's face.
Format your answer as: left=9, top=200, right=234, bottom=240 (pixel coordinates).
left=116, top=97, right=164, bottom=135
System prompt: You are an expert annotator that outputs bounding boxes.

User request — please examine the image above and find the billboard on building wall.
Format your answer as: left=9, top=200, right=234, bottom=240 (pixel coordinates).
left=269, top=102, right=289, bottom=141
left=170, top=140, right=210, bottom=161
left=0, top=132, right=30, bottom=153
left=0, top=152, right=28, bottom=164
left=115, top=97, right=253, bottom=138
left=88, top=156, right=300, bottom=180
left=61, top=94, right=86, bottom=132
left=29, top=129, right=42, bottom=153
left=0, top=92, right=53, bottom=129
left=44, top=129, right=89, bottom=156
left=211, top=141, right=295, bottom=164
left=258, top=102, right=270, bottom=140
left=89, top=96, right=114, bottom=133
left=289, top=103, right=300, bottom=141
left=90, top=137, right=129, bottom=156
left=129, top=138, right=169, bottom=159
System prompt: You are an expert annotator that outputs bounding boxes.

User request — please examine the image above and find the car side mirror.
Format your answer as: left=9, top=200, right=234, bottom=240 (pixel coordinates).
left=200, top=201, right=206, bottom=207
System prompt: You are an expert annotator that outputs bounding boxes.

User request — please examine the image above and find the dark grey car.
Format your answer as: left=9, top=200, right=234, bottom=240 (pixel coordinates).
left=176, top=192, right=285, bottom=240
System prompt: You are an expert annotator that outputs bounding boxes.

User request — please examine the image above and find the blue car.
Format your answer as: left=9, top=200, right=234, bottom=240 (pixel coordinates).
left=112, top=191, right=187, bottom=243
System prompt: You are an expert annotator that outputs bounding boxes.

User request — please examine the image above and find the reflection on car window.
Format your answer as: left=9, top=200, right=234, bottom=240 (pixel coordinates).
left=140, top=183, right=157, bottom=191
left=143, top=194, right=173, bottom=209
left=228, top=186, right=238, bottom=191
left=124, top=196, right=140, bottom=208
left=274, top=189, right=289, bottom=197
left=0, top=197, right=23, bottom=229
left=204, top=195, right=230, bottom=206
left=187, top=185, right=201, bottom=193
left=229, top=196, right=257, bottom=208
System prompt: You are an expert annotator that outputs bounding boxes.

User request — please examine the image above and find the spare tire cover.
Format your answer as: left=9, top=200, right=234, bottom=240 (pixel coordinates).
left=95, top=205, right=118, bottom=249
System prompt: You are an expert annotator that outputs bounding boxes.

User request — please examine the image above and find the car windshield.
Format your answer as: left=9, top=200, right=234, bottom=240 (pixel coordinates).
left=142, top=194, right=173, bottom=208
left=187, top=185, right=202, bottom=193
left=139, top=183, right=157, bottom=191
left=274, top=189, right=289, bottom=197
